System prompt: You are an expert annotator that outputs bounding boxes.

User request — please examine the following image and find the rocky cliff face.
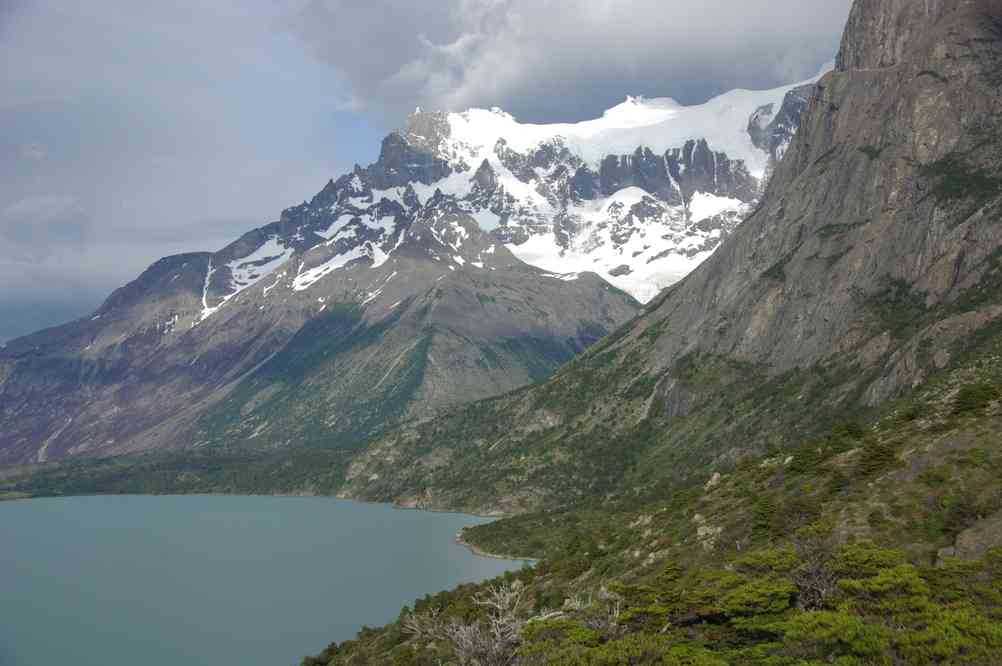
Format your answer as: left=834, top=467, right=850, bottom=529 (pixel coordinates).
left=338, top=0, right=1002, bottom=514
left=639, top=0, right=1002, bottom=395
left=837, top=0, right=954, bottom=71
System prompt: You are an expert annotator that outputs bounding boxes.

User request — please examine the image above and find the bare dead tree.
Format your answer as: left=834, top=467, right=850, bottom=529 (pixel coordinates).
left=563, top=592, right=593, bottom=612
left=576, top=586, right=625, bottom=640
left=791, top=528, right=840, bottom=610
left=402, top=607, right=444, bottom=641
left=403, top=580, right=528, bottom=666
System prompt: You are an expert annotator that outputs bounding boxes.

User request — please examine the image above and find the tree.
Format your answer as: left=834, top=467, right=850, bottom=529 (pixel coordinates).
left=791, top=524, right=840, bottom=610
left=403, top=580, right=529, bottom=666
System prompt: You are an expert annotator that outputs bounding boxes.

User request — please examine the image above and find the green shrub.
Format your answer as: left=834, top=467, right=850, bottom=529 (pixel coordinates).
left=733, top=546, right=799, bottom=576
left=866, top=279, right=928, bottom=339
left=752, top=495, right=778, bottom=538
left=521, top=619, right=600, bottom=648
left=855, top=439, right=899, bottom=477
left=834, top=544, right=906, bottom=578
left=919, top=155, right=1002, bottom=203
left=721, top=576, right=797, bottom=617
left=858, top=145, right=884, bottom=160
left=782, top=610, right=891, bottom=661
left=953, top=382, right=999, bottom=415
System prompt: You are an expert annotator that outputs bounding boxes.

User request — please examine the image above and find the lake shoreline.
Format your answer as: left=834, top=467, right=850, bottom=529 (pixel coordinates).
left=4, top=486, right=543, bottom=568
left=1, top=494, right=522, bottom=666
left=3, top=490, right=533, bottom=562
left=3, top=488, right=502, bottom=517
left=454, top=529, right=539, bottom=564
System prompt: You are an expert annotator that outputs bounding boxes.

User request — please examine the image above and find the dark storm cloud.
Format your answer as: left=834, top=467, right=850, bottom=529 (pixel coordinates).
left=295, top=0, right=853, bottom=123
left=0, top=0, right=378, bottom=341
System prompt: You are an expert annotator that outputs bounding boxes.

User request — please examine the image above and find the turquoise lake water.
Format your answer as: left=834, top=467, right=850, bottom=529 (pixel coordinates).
left=0, top=495, right=523, bottom=666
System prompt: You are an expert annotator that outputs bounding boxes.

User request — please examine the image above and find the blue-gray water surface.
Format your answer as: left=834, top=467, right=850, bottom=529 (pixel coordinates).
left=0, top=495, right=523, bottom=666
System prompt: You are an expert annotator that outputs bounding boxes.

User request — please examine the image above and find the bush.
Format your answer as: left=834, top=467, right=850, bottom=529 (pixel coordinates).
left=855, top=439, right=899, bottom=477
left=834, top=543, right=906, bottom=579
left=919, top=155, right=1002, bottom=203
left=953, top=382, right=999, bottom=415
left=782, top=610, right=891, bottom=660
left=858, top=145, right=885, bottom=160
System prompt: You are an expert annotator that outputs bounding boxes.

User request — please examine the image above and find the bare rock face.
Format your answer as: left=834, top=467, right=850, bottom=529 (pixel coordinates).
left=954, top=509, right=1002, bottom=559
left=639, top=0, right=1002, bottom=388
left=837, top=0, right=954, bottom=71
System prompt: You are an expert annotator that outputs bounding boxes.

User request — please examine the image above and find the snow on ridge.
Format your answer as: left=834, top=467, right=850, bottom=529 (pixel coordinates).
left=688, top=192, right=746, bottom=223
left=228, top=237, right=293, bottom=293
left=539, top=272, right=580, bottom=281
left=573, top=186, right=651, bottom=217
left=293, top=240, right=391, bottom=292
left=196, top=237, right=295, bottom=322
left=509, top=231, right=712, bottom=304
left=197, top=258, right=217, bottom=323
left=504, top=185, right=748, bottom=304
left=316, top=214, right=355, bottom=240
left=445, top=73, right=822, bottom=179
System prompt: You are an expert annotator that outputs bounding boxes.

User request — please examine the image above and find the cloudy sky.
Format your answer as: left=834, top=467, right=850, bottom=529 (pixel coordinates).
left=0, top=0, right=851, bottom=342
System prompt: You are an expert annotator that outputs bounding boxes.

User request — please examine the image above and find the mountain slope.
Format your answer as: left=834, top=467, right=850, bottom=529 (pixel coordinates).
left=336, top=0, right=1002, bottom=514
left=0, top=178, right=637, bottom=465
left=303, top=348, right=1002, bottom=664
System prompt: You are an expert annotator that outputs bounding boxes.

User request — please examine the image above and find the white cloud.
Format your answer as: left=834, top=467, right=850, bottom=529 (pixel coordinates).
left=295, top=0, right=853, bottom=123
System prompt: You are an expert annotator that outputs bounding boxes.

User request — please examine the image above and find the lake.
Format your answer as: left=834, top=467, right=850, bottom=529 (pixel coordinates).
left=0, top=495, right=524, bottom=666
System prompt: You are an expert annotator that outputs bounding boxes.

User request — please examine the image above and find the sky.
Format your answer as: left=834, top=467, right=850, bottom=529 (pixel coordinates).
left=0, top=0, right=851, bottom=342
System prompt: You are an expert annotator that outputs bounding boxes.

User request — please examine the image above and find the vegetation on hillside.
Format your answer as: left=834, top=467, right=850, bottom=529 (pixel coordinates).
left=302, top=365, right=1002, bottom=664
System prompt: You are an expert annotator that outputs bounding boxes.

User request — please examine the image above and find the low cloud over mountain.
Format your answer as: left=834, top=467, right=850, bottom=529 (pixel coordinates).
left=294, top=0, right=851, bottom=122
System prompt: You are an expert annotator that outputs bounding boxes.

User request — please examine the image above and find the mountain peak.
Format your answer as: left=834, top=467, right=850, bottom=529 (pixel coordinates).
left=350, top=75, right=817, bottom=301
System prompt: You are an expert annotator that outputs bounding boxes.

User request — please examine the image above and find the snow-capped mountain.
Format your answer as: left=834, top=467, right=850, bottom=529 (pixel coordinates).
left=364, top=78, right=818, bottom=301
left=186, top=74, right=817, bottom=315
left=170, top=75, right=818, bottom=321
left=0, top=74, right=819, bottom=465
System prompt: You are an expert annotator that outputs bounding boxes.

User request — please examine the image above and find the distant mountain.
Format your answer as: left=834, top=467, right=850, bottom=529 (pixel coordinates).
left=392, top=80, right=817, bottom=301
left=0, top=178, right=637, bottom=466
left=0, top=71, right=819, bottom=466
